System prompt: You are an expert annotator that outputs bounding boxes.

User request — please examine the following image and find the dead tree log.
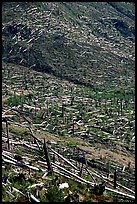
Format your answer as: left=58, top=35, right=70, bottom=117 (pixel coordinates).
left=114, top=169, right=117, bottom=189
left=43, top=138, right=53, bottom=175
left=49, top=147, right=79, bottom=170
left=4, top=118, right=10, bottom=150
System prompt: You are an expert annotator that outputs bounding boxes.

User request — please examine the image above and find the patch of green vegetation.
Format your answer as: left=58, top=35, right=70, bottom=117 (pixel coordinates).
left=66, top=140, right=78, bottom=147
left=2, top=186, right=7, bottom=199
left=44, top=185, right=64, bottom=202
left=6, top=94, right=27, bottom=106
left=57, top=2, right=78, bottom=24
left=8, top=124, right=30, bottom=138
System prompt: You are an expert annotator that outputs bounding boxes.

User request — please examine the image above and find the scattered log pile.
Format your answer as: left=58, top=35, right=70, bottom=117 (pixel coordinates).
left=2, top=2, right=135, bottom=89
left=2, top=2, right=135, bottom=201
left=2, top=109, right=135, bottom=201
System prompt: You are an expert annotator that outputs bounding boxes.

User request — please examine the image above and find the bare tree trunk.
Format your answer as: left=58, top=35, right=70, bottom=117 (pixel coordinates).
left=120, top=99, right=123, bottom=115
left=61, top=103, right=65, bottom=122
left=5, top=119, right=10, bottom=150
left=47, top=100, right=49, bottom=117
left=114, top=169, right=117, bottom=189
left=72, top=120, right=75, bottom=135
left=43, top=139, right=53, bottom=175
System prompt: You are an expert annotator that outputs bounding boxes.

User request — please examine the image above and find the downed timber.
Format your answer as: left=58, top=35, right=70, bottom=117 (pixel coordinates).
left=88, top=166, right=135, bottom=195
left=85, top=165, right=97, bottom=182
left=49, top=147, right=79, bottom=171
left=86, top=159, right=118, bottom=172
left=2, top=158, right=17, bottom=165
left=3, top=119, right=29, bottom=129
left=29, top=193, right=40, bottom=202
left=27, top=182, right=45, bottom=189
left=4, top=180, right=26, bottom=198
left=3, top=150, right=13, bottom=156
left=12, top=186, right=26, bottom=197
left=52, top=163, right=135, bottom=200
left=105, top=186, right=135, bottom=200
left=22, top=162, right=42, bottom=171
left=23, top=104, right=40, bottom=111
left=53, top=166, right=87, bottom=184
left=113, top=193, right=136, bottom=201
left=53, top=168, right=88, bottom=184
left=87, top=168, right=135, bottom=193
left=2, top=114, right=14, bottom=118
left=9, top=107, right=32, bottom=124
left=37, top=160, right=49, bottom=168
left=23, top=143, right=39, bottom=150
left=34, top=138, right=41, bottom=151
left=2, top=138, right=23, bottom=145
left=2, top=157, right=40, bottom=171
left=85, top=168, right=102, bottom=179
left=2, top=109, right=13, bottom=117
left=28, top=126, right=43, bottom=144
left=2, top=153, right=19, bottom=163
left=51, top=162, right=95, bottom=186
left=112, top=181, right=135, bottom=195
left=53, top=169, right=72, bottom=179
left=42, top=171, right=49, bottom=178
left=6, top=190, right=16, bottom=199
left=80, top=166, right=132, bottom=193
left=2, top=107, right=20, bottom=117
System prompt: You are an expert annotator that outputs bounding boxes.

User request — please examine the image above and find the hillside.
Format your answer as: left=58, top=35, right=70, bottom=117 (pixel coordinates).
left=2, top=2, right=135, bottom=202
left=2, top=62, right=135, bottom=202
left=2, top=2, right=135, bottom=91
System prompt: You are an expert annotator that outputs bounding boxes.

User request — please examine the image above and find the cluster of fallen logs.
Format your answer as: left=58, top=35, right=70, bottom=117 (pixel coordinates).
left=2, top=110, right=135, bottom=202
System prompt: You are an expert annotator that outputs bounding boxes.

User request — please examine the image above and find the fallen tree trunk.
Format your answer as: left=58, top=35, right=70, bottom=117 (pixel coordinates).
left=28, top=127, right=43, bottom=144
left=2, top=156, right=40, bottom=171
left=29, top=193, right=40, bottom=202
left=105, top=186, right=135, bottom=200
left=51, top=162, right=95, bottom=186
left=49, top=147, right=79, bottom=171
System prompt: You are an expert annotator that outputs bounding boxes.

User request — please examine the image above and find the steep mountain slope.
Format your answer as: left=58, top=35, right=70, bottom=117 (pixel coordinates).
left=2, top=2, right=135, bottom=91
left=2, top=61, right=135, bottom=201
left=2, top=2, right=135, bottom=202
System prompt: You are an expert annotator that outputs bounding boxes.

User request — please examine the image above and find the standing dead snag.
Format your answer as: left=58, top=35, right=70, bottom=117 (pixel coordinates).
left=128, top=161, right=131, bottom=169
left=4, top=118, right=10, bottom=150
left=72, top=119, right=75, bottom=135
left=46, top=100, right=49, bottom=117
left=43, top=138, right=53, bottom=175
left=107, top=162, right=110, bottom=178
left=61, top=103, right=64, bottom=118
left=79, top=162, right=84, bottom=177
left=34, top=101, right=37, bottom=116
left=71, top=96, right=74, bottom=106
left=120, top=99, right=123, bottom=115
left=114, top=169, right=117, bottom=189
left=79, top=151, right=85, bottom=176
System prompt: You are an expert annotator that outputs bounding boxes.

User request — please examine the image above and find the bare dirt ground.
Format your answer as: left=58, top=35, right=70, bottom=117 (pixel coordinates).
left=37, top=130, right=135, bottom=169
left=78, top=144, right=135, bottom=169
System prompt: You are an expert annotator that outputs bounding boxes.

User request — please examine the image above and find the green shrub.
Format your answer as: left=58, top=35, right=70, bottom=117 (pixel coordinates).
left=42, top=185, right=64, bottom=202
